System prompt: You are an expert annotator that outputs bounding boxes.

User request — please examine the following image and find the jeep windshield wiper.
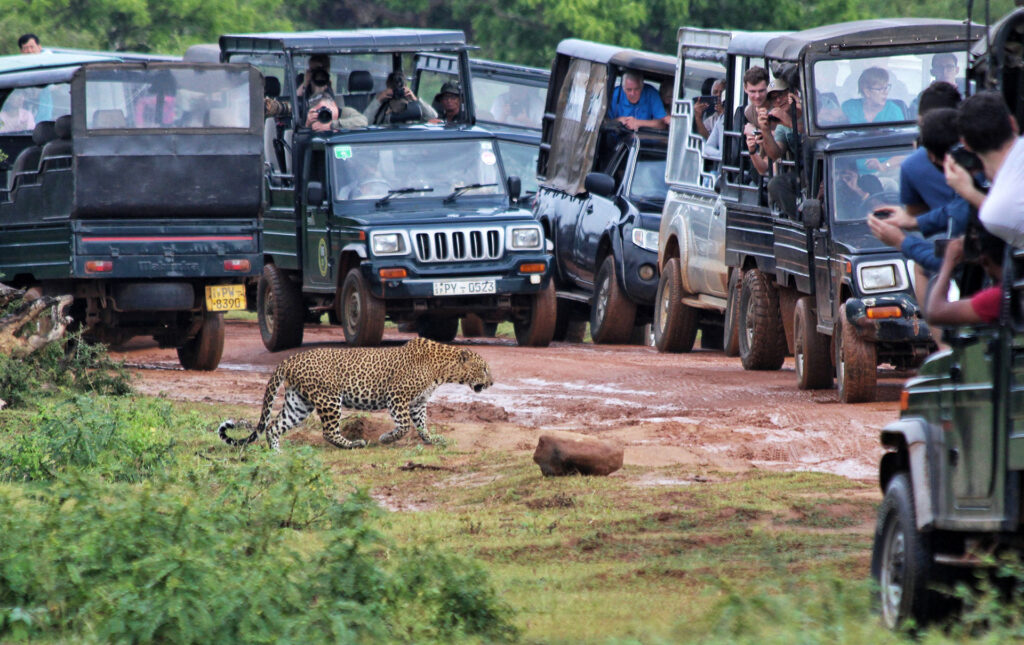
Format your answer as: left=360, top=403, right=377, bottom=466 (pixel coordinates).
left=375, top=187, right=434, bottom=208
left=443, top=183, right=498, bottom=204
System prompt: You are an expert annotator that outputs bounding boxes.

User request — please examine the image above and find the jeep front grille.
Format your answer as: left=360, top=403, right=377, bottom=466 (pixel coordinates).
left=414, top=228, right=503, bottom=262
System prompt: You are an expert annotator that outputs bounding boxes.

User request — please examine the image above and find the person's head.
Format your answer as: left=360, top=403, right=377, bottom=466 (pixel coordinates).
left=836, top=157, right=858, bottom=185
left=931, top=53, right=959, bottom=85
left=306, top=93, right=337, bottom=127
left=308, top=54, right=330, bottom=72
left=386, top=71, right=406, bottom=95
left=971, top=224, right=1006, bottom=280
left=621, top=71, right=645, bottom=105
left=18, top=34, right=40, bottom=54
left=309, top=68, right=332, bottom=93
left=711, top=79, right=725, bottom=111
left=919, top=107, right=959, bottom=162
left=743, top=66, right=769, bottom=107
left=660, top=82, right=673, bottom=111
left=766, top=76, right=790, bottom=108
left=858, top=67, right=890, bottom=105
left=957, top=91, right=1016, bottom=155
left=439, top=81, right=461, bottom=117
left=916, top=80, right=961, bottom=121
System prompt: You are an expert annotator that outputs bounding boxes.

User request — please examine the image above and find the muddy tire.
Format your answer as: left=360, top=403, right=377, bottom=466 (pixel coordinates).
left=653, top=258, right=698, bottom=353
left=339, top=268, right=385, bottom=347
left=417, top=316, right=459, bottom=342
left=794, top=296, right=833, bottom=389
left=553, top=300, right=587, bottom=343
left=723, top=269, right=741, bottom=357
left=873, top=473, right=942, bottom=630
left=738, top=269, right=786, bottom=370
left=515, top=279, right=557, bottom=347
left=835, top=304, right=877, bottom=403
left=590, top=255, right=637, bottom=344
left=257, top=264, right=304, bottom=352
left=177, top=312, right=224, bottom=371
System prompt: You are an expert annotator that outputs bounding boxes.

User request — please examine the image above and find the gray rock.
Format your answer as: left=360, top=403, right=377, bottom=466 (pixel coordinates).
left=533, top=431, right=623, bottom=476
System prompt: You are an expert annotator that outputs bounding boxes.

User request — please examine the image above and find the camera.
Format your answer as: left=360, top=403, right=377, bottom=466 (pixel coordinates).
left=316, top=106, right=333, bottom=124
left=752, top=129, right=762, bottom=137
left=697, top=95, right=718, bottom=110
left=872, top=207, right=894, bottom=219
left=933, top=237, right=950, bottom=258
left=949, top=143, right=982, bottom=173
left=388, top=73, right=405, bottom=96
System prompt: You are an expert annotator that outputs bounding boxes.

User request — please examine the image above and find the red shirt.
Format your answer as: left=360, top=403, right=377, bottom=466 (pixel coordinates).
left=969, top=285, right=1002, bottom=323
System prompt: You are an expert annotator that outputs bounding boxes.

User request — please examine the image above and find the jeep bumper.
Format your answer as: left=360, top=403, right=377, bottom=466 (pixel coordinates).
left=844, top=294, right=932, bottom=344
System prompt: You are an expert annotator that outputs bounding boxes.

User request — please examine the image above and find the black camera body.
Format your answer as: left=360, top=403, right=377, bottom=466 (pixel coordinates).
left=949, top=143, right=982, bottom=173
left=697, top=95, right=718, bottom=110
left=316, top=106, right=333, bottom=124
left=388, top=74, right=405, bottom=96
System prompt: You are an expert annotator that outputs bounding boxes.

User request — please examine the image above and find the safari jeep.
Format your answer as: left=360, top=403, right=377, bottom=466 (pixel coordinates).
left=533, top=39, right=675, bottom=344
left=0, top=53, right=264, bottom=370
left=694, top=19, right=976, bottom=402
left=872, top=8, right=1024, bottom=629
left=218, top=30, right=555, bottom=349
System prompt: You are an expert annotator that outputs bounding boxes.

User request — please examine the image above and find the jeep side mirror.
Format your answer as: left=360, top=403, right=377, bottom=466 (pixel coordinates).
left=584, top=172, right=615, bottom=198
left=507, top=175, right=522, bottom=204
left=801, top=198, right=822, bottom=229
left=306, top=181, right=324, bottom=206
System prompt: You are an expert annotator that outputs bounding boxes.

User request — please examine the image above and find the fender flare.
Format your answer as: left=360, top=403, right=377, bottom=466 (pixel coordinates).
left=880, top=417, right=944, bottom=530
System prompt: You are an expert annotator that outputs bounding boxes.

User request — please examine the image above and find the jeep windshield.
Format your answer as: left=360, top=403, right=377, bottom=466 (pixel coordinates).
left=84, top=66, right=251, bottom=129
left=812, top=50, right=967, bottom=129
left=331, top=139, right=504, bottom=203
left=629, top=152, right=668, bottom=204
left=495, top=140, right=539, bottom=193
left=831, top=145, right=913, bottom=222
left=474, top=77, right=546, bottom=130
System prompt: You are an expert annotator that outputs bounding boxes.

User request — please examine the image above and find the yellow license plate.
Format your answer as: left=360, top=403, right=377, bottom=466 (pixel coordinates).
left=205, top=284, right=246, bottom=312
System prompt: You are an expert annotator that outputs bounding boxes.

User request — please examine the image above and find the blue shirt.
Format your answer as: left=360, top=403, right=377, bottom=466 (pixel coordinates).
left=608, top=84, right=666, bottom=121
left=898, top=195, right=970, bottom=274
left=899, top=147, right=956, bottom=211
left=841, top=98, right=905, bottom=124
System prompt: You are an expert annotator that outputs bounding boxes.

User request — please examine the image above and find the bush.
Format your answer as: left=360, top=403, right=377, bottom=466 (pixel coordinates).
left=0, top=449, right=519, bottom=643
left=0, top=329, right=130, bottom=407
left=0, top=395, right=177, bottom=483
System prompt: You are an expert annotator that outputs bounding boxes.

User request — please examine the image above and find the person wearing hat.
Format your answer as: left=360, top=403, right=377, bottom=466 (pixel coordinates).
left=431, top=81, right=464, bottom=125
left=758, top=76, right=802, bottom=163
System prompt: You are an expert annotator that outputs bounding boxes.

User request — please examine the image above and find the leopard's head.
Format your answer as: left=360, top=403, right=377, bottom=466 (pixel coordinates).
left=455, top=348, right=493, bottom=393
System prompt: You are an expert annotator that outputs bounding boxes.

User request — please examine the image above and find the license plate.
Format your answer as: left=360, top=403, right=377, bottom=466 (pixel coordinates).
left=205, top=284, right=246, bottom=311
left=432, top=279, right=497, bottom=297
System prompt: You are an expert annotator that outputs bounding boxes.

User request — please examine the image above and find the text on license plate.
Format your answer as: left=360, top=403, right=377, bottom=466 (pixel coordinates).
left=432, top=279, right=496, bottom=297
left=205, top=284, right=246, bottom=312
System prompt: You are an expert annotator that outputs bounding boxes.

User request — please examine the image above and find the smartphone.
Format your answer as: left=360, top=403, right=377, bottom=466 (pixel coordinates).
left=752, top=129, right=762, bottom=137
left=872, top=207, right=894, bottom=219
left=697, top=95, right=718, bottom=110
left=767, top=114, right=781, bottom=123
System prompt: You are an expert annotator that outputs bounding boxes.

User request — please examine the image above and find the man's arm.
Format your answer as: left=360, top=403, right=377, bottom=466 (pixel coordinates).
left=944, top=155, right=986, bottom=209
left=926, top=237, right=984, bottom=326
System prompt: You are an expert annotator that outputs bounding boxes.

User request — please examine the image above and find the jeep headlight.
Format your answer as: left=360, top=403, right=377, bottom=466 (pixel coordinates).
left=371, top=232, right=407, bottom=255
left=859, top=264, right=898, bottom=291
left=631, top=228, right=659, bottom=252
left=508, top=226, right=542, bottom=250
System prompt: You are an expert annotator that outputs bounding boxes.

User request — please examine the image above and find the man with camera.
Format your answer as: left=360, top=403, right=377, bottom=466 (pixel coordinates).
left=693, top=79, right=725, bottom=141
left=429, top=81, right=464, bottom=125
left=363, top=71, right=437, bottom=125
left=302, top=68, right=368, bottom=131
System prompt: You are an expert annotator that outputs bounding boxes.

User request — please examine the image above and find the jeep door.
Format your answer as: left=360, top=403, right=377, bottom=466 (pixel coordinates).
left=302, top=146, right=334, bottom=290
left=573, top=145, right=628, bottom=286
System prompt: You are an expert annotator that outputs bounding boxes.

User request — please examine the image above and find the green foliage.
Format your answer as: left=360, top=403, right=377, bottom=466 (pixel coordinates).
left=0, top=395, right=176, bottom=482
left=0, top=329, right=130, bottom=407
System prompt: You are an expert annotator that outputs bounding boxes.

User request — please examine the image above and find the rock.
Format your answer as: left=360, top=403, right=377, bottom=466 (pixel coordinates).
left=533, top=431, right=623, bottom=476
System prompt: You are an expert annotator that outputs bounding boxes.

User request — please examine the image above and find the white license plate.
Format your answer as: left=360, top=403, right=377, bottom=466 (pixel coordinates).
left=205, top=284, right=246, bottom=311
left=432, top=279, right=497, bottom=297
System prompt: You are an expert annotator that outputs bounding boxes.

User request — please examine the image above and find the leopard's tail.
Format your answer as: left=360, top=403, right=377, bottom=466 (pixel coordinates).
left=218, top=363, right=288, bottom=447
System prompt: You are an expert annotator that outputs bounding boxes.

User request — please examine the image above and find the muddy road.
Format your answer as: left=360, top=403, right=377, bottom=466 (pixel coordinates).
left=110, top=320, right=908, bottom=482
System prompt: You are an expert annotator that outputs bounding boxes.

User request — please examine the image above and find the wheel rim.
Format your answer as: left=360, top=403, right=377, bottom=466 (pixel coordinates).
left=263, top=288, right=277, bottom=336
left=744, top=294, right=756, bottom=349
left=795, top=341, right=805, bottom=380
left=657, top=284, right=670, bottom=335
left=345, top=287, right=361, bottom=335
left=880, top=516, right=907, bottom=628
left=595, top=273, right=610, bottom=328
left=836, top=326, right=846, bottom=393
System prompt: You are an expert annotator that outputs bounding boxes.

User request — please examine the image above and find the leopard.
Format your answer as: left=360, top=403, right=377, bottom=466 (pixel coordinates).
left=218, top=337, right=493, bottom=451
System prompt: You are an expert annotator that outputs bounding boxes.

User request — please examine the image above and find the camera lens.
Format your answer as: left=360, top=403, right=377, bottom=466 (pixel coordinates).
left=317, top=107, right=333, bottom=124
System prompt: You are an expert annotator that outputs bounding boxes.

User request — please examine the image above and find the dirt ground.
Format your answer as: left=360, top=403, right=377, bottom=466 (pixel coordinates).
left=110, top=320, right=908, bottom=485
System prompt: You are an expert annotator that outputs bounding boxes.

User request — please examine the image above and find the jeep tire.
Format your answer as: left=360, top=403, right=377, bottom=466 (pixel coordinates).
left=257, top=263, right=305, bottom=352
left=723, top=269, right=741, bottom=357
left=835, top=303, right=877, bottom=403
left=339, top=268, right=385, bottom=347
left=177, top=312, right=224, bottom=371
left=590, top=255, right=637, bottom=344
left=515, top=279, right=557, bottom=347
left=653, top=258, right=698, bottom=353
left=794, top=296, right=833, bottom=389
left=738, top=269, right=786, bottom=370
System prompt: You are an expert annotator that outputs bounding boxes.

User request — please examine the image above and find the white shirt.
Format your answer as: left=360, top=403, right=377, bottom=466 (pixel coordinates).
left=979, top=137, right=1024, bottom=247
left=703, top=117, right=724, bottom=161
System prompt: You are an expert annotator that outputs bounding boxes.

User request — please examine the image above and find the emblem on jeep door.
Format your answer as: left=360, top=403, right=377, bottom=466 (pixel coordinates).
left=318, top=238, right=328, bottom=276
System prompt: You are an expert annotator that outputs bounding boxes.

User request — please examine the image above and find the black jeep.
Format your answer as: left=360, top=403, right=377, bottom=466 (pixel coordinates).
left=218, top=29, right=556, bottom=349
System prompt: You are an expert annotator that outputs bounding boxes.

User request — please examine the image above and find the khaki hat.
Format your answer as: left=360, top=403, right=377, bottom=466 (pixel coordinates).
left=766, top=77, right=789, bottom=96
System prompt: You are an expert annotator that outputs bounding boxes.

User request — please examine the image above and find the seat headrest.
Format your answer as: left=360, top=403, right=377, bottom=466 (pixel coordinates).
left=32, top=120, right=57, bottom=145
left=264, top=76, right=281, bottom=99
left=54, top=114, right=72, bottom=140
left=348, top=70, right=374, bottom=93
left=91, top=109, right=127, bottom=129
